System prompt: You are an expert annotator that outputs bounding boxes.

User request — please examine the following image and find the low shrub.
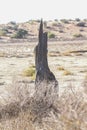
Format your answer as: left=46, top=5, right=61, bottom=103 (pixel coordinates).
left=57, top=66, right=65, bottom=71
left=59, top=30, right=64, bottom=33
left=63, top=70, right=73, bottom=76
left=23, top=66, right=35, bottom=77
left=60, top=19, right=69, bottom=24
left=75, top=18, right=80, bottom=21
left=48, top=32, right=55, bottom=38
left=0, top=81, right=87, bottom=130
left=9, top=21, right=16, bottom=25
left=52, top=22, right=58, bottom=26
left=12, top=29, right=28, bottom=39
left=73, top=33, right=83, bottom=38
left=76, top=22, right=85, bottom=27
left=0, top=29, right=7, bottom=36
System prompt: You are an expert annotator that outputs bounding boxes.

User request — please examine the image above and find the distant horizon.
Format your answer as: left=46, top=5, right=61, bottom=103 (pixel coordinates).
left=0, top=0, right=87, bottom=24
left=0, top=17, right=87, bottom=24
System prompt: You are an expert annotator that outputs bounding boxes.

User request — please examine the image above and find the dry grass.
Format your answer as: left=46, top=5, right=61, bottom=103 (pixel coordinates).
left=73, top=33, right=83, bottom=38
left=62, top=51, right=72, bottom=56
left=0, top=79, right=87, bottom=130
left=0, top=53, right=5, bottom=57
left=57, top=66, right=65, bottom=71
left=57, top=66, right=73, bottom=76
left=63, top=70, right=73, bottom=76
left=22, top=66, right=35, bottom=77
left=0, top=110, right=35, bottom=130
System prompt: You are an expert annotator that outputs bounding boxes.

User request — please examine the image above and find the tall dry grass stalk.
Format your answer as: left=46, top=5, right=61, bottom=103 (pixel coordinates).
left=0, top=78, right=87, bottom=130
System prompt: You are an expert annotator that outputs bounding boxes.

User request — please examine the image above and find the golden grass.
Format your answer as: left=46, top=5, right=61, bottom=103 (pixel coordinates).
left=0, top=79, right=87, bottom=130
left=63, top=70, right=73, bottom=76
left=85, top=74, right=87, bottom=79
left=0, top=53, right=5, bottom=57
left=48, top=53, right=58, bottom=57
left=0, top=80, right=87, bottom=130
left=57, top=66, right=65, bottom=71
left=62, top=51, right=71, bottom=56
left=57, top=66, right=73, bottom=76
left=22, top=66, right=35, bottom=77
left=0, top=110, right=35, bottom=130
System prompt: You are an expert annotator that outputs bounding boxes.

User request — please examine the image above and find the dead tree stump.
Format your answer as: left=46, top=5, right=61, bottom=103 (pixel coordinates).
left=35, top=20, right=58, bottom=84
left=34, top=20, right=58, bottom=109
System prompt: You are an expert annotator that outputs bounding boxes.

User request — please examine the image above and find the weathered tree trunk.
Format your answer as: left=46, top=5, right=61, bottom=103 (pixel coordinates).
left=34, top=20, right=58, bottom=109
left=35, top=20, right=58, bottom=85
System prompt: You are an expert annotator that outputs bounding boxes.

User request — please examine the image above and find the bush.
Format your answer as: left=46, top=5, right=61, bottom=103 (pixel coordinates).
left=48, top=32, right=55, bottom=38
left=23, top=66, right=35, bottom=77
left=75, top=18, right=80, bottom=21
left=76, top=22, right=85, bottom=27
left=12, top=29, right=28, bottom=38
left=63, top=70, right=73, bottom=76
left=60, top=19, right=69, bottom=24
left=73, top=33, right=83, bottom=38
left=9, top=21, right=16, bottom=25
left=59, top=30, right=64, bottom=33
left=0, top=81, right=87, bottom=130
left=6, top=25, right=18, bottom=31
left=52, top=22, right=58, bottom=26
left=57, top=66, right=65, bottom=71
left=83, top=19, right=87, bottom=22
left=54, top=19, right=58, bottom=21
left=0, top=29, right=7, bottom=36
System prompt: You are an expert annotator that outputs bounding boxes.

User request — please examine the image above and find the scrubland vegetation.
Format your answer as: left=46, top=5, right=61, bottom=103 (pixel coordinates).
left=0, top=18, right=87, bottom=41
left=0, top=80, right=87, bottom=130
left=0, top=19, right=87, bottom=130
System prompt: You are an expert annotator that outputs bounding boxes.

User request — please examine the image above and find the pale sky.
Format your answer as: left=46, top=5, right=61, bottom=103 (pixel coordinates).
left=0, top=0, right=87, bottom=24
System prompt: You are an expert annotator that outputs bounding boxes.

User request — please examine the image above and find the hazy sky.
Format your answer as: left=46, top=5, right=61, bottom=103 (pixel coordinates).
left=0, top=0, right=87, bottom=23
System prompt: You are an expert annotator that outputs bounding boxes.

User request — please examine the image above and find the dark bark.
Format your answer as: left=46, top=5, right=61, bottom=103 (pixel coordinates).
left=35, top=20, right=58, bottom=85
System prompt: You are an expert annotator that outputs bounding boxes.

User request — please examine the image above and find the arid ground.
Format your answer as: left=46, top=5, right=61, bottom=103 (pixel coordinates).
left=0, top=20, right=87, bottom=130
left=0, top=40, right=87, bottom=97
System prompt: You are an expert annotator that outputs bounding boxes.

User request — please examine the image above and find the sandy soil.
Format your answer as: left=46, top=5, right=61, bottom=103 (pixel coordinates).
left=0, top=40, right=87, bottom=101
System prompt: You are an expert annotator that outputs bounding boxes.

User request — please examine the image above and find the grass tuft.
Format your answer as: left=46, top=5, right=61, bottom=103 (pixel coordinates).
left=63, top=70, right=73, bottom=76
left=23, top=66, right=35, bottom=77
left=57, top=66, right=65, bottom=71
left=0, top=80, right=87, bottom=130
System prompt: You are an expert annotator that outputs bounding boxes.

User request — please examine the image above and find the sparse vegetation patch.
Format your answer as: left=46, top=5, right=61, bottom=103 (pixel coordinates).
left=63, top=70, right=73, bottom=76
left=73, top=33, right=83, bottom=38
left=76, top=22, right=85, bottom=27
left=60, top=19, right=69, bottom=24
left=48, top=32, right=55, bottom=38
left=23, top=66, right=35, bottom=77
left=0, top=28, right=7, bottom=36
left=11, top=29, right=28, bottom=39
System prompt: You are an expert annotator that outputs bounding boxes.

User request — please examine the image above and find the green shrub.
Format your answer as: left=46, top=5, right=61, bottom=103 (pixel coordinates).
left=52, top=22, right=58, bottom=26
left=76, top=22, right=85, bottom=27
left=75, top=18, right=80, bottom=21
left=60, top=19, right=69, bottom=24
left=54, top=19, right=58, bottom=21
left=73, top=33, right=83, bottom=38
left=48, top=32, right=55, bottom=38
left=0, top=29, right=7, bottom=36
left=12, top=29, right=28, bottom=39
left=9, top=21, right=16, bottom=25
left=83, top=19, right=87, bottom=22
left=6, top=25, right=18, bottom=31
left=59, top=30, right=64, bottom=33
left=23, top=66, right=35, bottom=77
